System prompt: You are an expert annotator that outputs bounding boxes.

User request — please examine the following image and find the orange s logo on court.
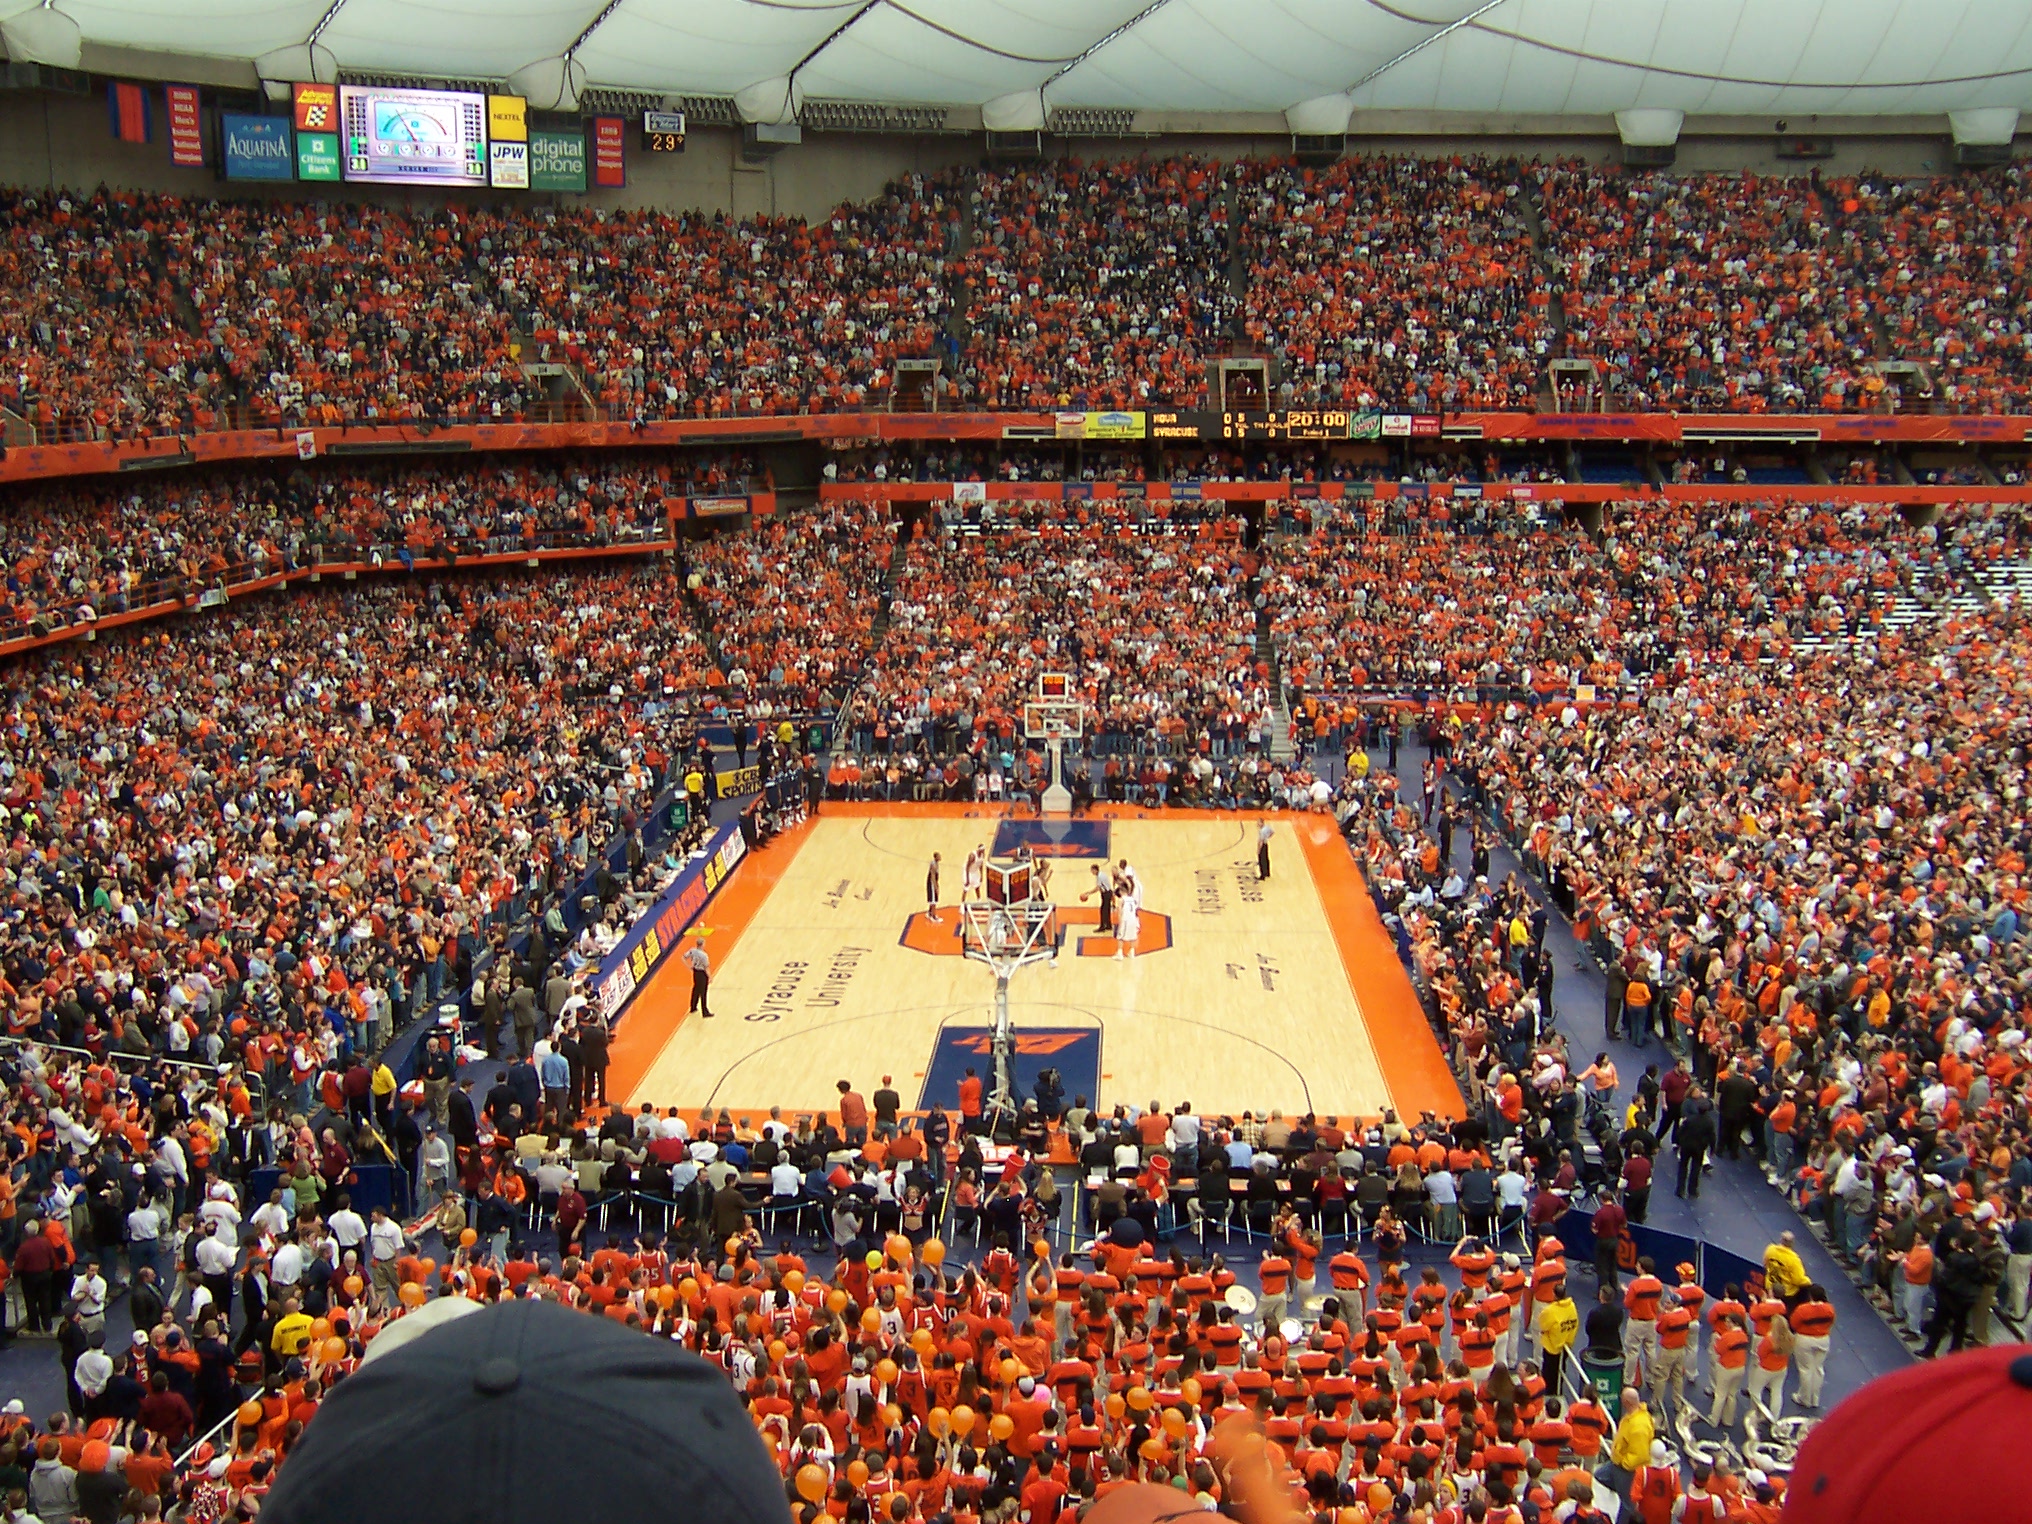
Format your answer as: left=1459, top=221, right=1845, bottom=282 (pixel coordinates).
left=899, top=905, right=1172, bottom=958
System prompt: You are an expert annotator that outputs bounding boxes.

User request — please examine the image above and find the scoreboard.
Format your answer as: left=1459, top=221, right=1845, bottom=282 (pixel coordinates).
left=1143, top=410, right=1439, bottom=441
left=1219, top=410, right=1364, bottom=441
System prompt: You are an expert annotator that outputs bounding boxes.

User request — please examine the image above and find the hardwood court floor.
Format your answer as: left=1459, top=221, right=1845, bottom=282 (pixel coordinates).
left=611, top=805, right=1460, bottom=1126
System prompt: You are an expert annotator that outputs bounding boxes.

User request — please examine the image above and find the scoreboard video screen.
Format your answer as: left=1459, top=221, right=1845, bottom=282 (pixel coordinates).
left=340, top=85, right=488, bottom=187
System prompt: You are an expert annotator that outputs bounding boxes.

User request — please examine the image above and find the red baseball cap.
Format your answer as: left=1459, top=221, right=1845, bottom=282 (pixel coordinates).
left=1783, top=1346, right=2032, bottom=1523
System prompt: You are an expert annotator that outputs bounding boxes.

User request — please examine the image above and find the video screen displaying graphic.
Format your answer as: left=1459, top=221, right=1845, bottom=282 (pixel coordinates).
left=339, top=85, right=487, bottom=186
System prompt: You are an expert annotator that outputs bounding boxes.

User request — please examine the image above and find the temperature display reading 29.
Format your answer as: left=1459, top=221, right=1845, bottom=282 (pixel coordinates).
left=642, top=110, right=686, bottom=153
left=1220, top=410, right=1356, bottom=440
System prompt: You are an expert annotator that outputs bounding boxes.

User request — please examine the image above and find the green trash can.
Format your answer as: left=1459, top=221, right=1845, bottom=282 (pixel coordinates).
left=1580, top=1350, right=1624, bottom=1408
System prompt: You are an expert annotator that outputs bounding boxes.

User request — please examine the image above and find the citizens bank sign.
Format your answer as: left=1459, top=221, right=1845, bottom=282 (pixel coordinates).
left=220, top=113, right=294, bottom=182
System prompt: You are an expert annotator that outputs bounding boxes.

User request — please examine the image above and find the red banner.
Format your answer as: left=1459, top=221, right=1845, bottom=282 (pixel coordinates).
left=592, top=117, right=625, bottom=187
left=166, top=85, right=204, bottom=167
left=108, top=82, right=150, bottom=145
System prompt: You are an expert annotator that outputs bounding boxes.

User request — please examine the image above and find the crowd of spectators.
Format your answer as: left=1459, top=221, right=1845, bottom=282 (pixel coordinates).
left=1238, top=157, right=1553, bottom=414
left=852, top=510, right=1265, bottom=761
left=0, top=191, right=222, bottom=443
left=1267, top=496, right=1998, bottom=707
left=169, top=200, right=526, bottom=429
left=953, top=159, right=1237, bottom=411
left=1536, top=164, right=1880, bottom=413
left=13, top=161, right=2032, bottom=435
left=0, top=474, right=2027, bottom=1516
left=687, top=498, right=898, bottom=709
left=1539, top=164, right=2032, bottom=414
left=0, top=454, right=697, bottom=643
left=495, top=178, right=964, bottom=420
left=2, top=1017, right=1817, bottom=1524
left=1306, top=496, right=2032, bottom=1372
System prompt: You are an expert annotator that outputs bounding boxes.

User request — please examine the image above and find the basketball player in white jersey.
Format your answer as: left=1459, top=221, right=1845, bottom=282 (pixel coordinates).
left=1113, top=859, right=1141, bottom=960
left=962, top=844, right=986, bottom=902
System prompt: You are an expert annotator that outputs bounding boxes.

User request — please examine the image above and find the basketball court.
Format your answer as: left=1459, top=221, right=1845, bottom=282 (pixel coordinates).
left=605, top=804, right=1461, bottom=1127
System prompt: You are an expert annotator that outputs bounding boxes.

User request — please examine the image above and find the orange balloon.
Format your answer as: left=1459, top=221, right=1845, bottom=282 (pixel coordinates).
left=949, top=1405, right=975, bottom=1437
left=921, top=1238, right=946, bottom=1266
left=1032, top=1239, right=1050, bottom=1260
left=860, top=1308, right=882, bottom=1334
left=795, top=1464, right=828, bottom=1503
left=727, top=1238, right=743, bottom=1257
left=654, top=1284, right=676, bottom=1309
left=1140, top=1436, right=1168, bottom=1462
left=1338, top=1510, right=1368, bottom=1524
left=846, top=1460, right=870, bottom=1488
left=309, top=1318, right=332, bottom=1341
left=885, top=1234, right=910, bottom=1262
left=398, top=1282, right=426, bottom=1307
left=929, top=1407, right=951, bottom=1436
left=236, top=1401, right=262, bottom=1427
left=679, top=1278, right=701, bottom=1300
left=1179, top=1377, right=1202, bottom=1406
left=911, top=1328, right=935, bottom=1355
left=1162, top=1408, right=1189, bottom=1438
left=875, top=1359, right=899, bottom=1386
left=321, top=1337, right=346, bottom=1362
left=769, top=1340, right=788, bottom=1363
left=827, top=1289, right=849, bottom=1315
left=883, top=1404, right=902, bottom=1428
left=459, top=1228, right=478, bottom=1247
left=419, top=1258, right=436, bottom=1277
left=999, top=1358, right=1021, bottom=1386
left=1126, top=1386, right=1153, bottom=1412
left=783, top=1270, right=805, bottom=1294
left=988, top=1414, right=1015, bottom=1443
left=343, top=1275, right=364, bottom=1297
left=1104, top=1393, right=1126, bottom=1420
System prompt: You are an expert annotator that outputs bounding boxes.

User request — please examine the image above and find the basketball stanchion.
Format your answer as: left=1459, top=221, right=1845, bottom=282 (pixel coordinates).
left=960, top=856, right=1061, bottom=1120
left=1023, top=672, right=1086, bottom=817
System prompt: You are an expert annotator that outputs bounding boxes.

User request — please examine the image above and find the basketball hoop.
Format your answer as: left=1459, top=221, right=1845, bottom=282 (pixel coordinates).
left=1024, top=674, right=1085, bottom=816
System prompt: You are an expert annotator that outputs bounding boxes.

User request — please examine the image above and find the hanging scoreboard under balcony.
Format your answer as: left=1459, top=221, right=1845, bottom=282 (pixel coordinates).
left=642, top=110, right=686, bottom=153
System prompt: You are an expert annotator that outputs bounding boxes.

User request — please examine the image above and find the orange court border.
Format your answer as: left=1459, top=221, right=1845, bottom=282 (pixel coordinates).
left=605, top=803, right=1461, bottom=1125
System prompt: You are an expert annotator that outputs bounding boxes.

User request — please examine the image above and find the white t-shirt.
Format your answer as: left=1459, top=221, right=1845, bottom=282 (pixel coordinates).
left=368, top=1218, right=404, bottom=1264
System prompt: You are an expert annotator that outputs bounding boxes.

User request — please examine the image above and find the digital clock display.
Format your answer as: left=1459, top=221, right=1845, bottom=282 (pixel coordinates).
left=1221, top=411, right=1356, bottom=440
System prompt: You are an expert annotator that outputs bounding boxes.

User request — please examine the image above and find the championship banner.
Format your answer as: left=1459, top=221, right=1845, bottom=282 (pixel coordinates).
left=166, top=86, right=204, bottom=166
left=594, top=821, right=748, bottom=1020
left=592, top=116, right=626, bottom=187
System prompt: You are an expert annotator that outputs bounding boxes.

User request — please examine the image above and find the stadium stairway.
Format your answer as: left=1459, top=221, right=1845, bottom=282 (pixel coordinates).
left=1515, top=173, right=1569, bottom=407
left=1969, top=556, right=2032, bottom=609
